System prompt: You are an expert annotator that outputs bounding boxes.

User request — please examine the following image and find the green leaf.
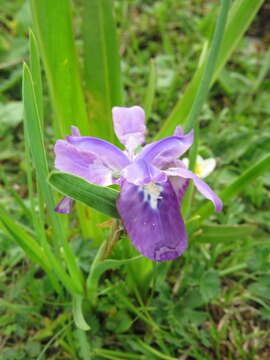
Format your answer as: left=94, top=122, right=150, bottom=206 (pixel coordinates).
left=23, top=64, right=84, bottom=295
left=30, top=0, right=90, bottom=137
left=86, top=238, right=142, bottom=305
left=0, top=210, right=49, bottom=270
left=143, top=59, right=157, bottom=122
left=49, top=171, right=120, bottom=219
left=248, top=276, right=270, bottom=300
left=200, top=269, right=220, bottom=301
left=82, top=0, right=122, bottom=141
left=29, top=29, right=44, bottom=126
left=195, top=224, right=256, bottom=243
left=0, top=101, right=23, bottom=128
left=23, top=64, right=60, bottom=232
left=72, top=296, right=90, bottom=331
left=156, top=0, right=264, bottom=139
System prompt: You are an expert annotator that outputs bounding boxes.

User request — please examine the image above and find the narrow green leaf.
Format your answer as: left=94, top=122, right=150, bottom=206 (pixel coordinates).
left=72, top=296, right=90, bottom=331
left=195, top=154, right=270, bottom=221
left=184, top=0, right=230, bottom=133
left=83, top=0, right=122, bottom=141
left=23, top=64, right=84, bottom=294
left=29, top=29, right=43, bottom=126
left=23, top=63, right=60, bottom=232
left=194, top=224, right=256, bottom=243
left=0, top=211, right=49, bottom=270
left=143, top=59, right=157, bottom=122
left=155, top=0, right=264, bottom=139
left=30, top=0, right=90, bottom=137
left=86, top=235, right=142, bottom=305
left=87, top=257, right=143, bottom=301
left=49, top=171, right=120, bottom=219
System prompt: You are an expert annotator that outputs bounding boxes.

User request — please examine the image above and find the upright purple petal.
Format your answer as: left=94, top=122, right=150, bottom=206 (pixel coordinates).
left=165, top=167, right=222, bottom=212
left=122, top=159, right=167, bottom=186
left=112, top=106, right=146, bottom=155
left=136, top=130, right=194, bottom=169
left=117, top=180, right=187, bottom=262
left=55, top=196, right=74, bottom=214
left=66, top=136, right=130, bottom=171
left=71, top=126, right=81, bottom=137
left=173, top=125, right=184, bottom=137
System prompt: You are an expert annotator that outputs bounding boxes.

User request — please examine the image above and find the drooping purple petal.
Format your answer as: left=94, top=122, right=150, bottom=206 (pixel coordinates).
left=136, top=130, right=194, bottom=169
left=112, top=106, right=146, bottom=155
left=165, top=167, right=222, bottom=212
left=66, top=136, right=130, bottom=171
left=54, top=140, right=115, bottom=186
left=121, top=159, right=167, bottom=186
left=166, top=159, right=189, bottom=204
left=55, top=196, right=74, bottom=214
left=117, top=180, right=187, bottom=262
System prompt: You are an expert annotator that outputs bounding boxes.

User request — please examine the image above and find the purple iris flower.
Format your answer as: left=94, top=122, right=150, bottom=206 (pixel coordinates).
left=54, top=106, right=222, bottom=262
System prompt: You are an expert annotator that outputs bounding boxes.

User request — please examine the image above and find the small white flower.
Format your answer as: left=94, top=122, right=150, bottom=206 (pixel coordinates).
left=183, top=155, right=216, bottom=178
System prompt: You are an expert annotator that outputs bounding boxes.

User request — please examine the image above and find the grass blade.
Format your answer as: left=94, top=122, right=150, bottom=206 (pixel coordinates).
left=82, top=0, right=122, bottom=141
left=29, top=29, right=43, bottom=126
left=72, top=296, right=91, bottom=331
left=23, top=63, right=84, bottom=294
left=155, top=0, right=264, bottom=139
left=143, top=59, right=156, bottom=122
left=194, top=224, right=256, bottom=243
left=30, top=0, right=90, bottom=137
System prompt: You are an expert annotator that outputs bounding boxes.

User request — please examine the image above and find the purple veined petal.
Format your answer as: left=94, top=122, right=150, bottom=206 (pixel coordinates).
left=173, top=125, right=184, bottom=137
left=165, top=167, right=222, bottom=212
left=121, top=159, right=167, bottom=186
left=54, top=140, right=115, bottom=186
left=112, top=106, right=146, bottom=156
left=136, top=130, right=194, bottom=169
left=66, top=135, right=130, bottom=171
left=55, top=196, right=74, bottom=214
left=117, top=180, right=187, bottom=262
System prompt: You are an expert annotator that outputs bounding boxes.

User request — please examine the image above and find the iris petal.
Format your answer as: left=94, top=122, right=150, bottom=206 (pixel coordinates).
left=165, top=167, right=222, bottom=212
left=136, top=130, right=194, bottom=169
left=117, top=180, right=187, bottom=262
left=66, top=136, right=130, bottom=171
left=54, top=140, right=115, bottom=186
left=55, top=196, right=74, bottom=214
left=112, top=106, right=146, bottom=155
left=122, top=159, right=167, bottom=186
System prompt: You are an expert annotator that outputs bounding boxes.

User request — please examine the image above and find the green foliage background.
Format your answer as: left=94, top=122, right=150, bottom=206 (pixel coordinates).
left=0, top=0, right=270, bottom=359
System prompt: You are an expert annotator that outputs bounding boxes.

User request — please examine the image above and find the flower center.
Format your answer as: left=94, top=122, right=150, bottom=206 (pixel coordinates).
left=141, top=182, right=163, bottom=210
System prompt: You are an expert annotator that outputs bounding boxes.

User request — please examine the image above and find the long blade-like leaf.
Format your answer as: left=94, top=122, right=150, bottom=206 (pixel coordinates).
left=30, top=0, right=90, bottom=137
left=82, top=0, right=122, bottom=141
left=23, top=64, right=84, bottom=294
left=194, top=224, right=256, bottom=244
left=48, top=172, right=120, bottom=219
left=156, top=0, right=264, bottom=139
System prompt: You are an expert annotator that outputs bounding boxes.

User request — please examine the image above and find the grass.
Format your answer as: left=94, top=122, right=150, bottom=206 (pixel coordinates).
left=1, top=0, right=270, bottom=359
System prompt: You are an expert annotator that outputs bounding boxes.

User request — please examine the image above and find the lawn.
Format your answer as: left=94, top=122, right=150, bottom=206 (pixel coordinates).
left=0, top=1, right=270, bottom=359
